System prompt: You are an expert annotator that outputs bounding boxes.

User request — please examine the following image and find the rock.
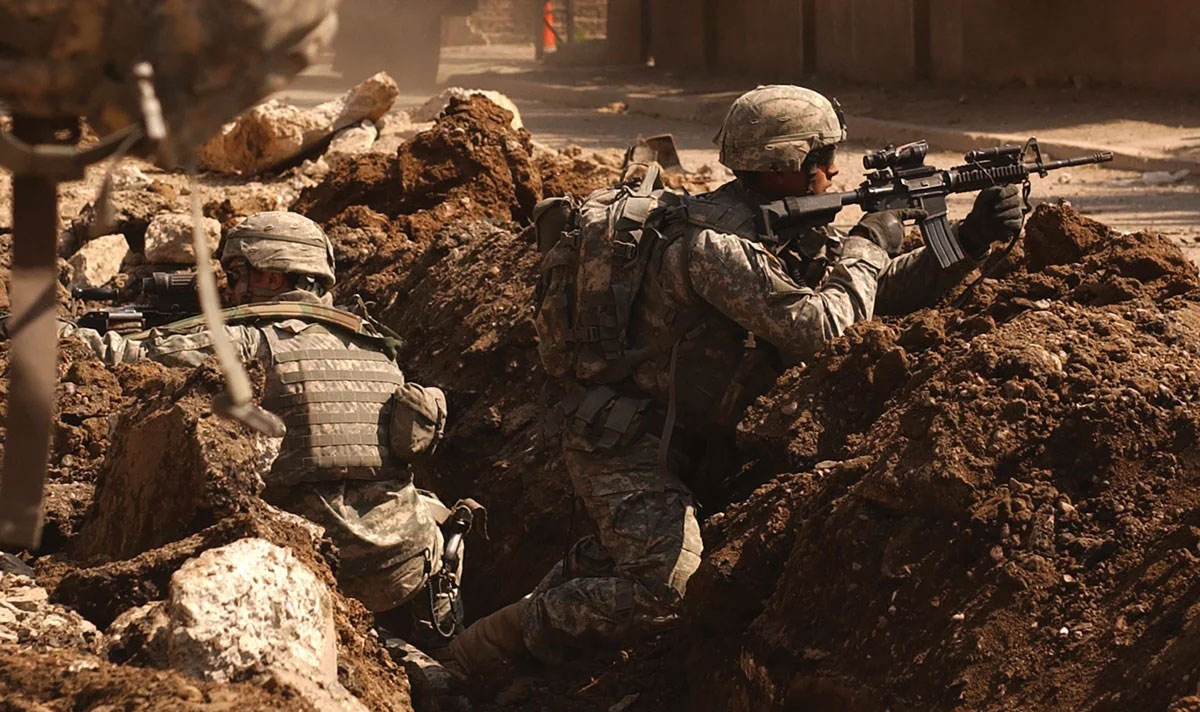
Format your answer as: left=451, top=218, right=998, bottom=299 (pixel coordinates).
left=111, top=163, right=154, bottom=191
left=370, top=111, right=430, bottom=156
left=164, top=538, right=337, bottom=684
left=0, top=554, right=34, bottom=578
left=325, top=121, right=378, bottom=160
left=67, top=234, right=129, bottom=288
left=143, top=212, right=221, bottom=265
left=107, top=601, right=171, bottom=666
left=0, top=574, right=104, bottom=654
left=55, top=506, right=336, bottom=630
left=412, top=87, right=523, bottom=130
left=198, top=72, right=400, bottom=174
left=63, top=186, right=173, bottom=257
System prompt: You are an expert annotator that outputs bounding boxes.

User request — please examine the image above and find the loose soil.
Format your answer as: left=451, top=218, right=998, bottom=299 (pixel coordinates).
left=674, top=203, right=1200, bottom=712
left=9, top=87, right=1200, bottom=712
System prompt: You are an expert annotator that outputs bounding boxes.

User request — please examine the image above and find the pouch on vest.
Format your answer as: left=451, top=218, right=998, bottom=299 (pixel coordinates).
left=533, top=163, right=671, bottom=383
left=389, top=384, right=447, bottom=459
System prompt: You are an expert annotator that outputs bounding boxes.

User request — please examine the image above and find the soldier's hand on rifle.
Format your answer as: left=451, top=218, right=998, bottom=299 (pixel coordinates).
left=959, top=185, right=1023, bottom=256
left=851, top=208, right=928, bottom=257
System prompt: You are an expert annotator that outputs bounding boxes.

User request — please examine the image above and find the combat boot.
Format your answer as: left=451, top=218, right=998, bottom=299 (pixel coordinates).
left=441, top=598, right=529, bottom=678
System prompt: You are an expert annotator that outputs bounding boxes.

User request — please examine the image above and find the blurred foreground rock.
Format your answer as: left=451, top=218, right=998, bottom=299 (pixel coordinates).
left=198, top=72, right=400, bottom=174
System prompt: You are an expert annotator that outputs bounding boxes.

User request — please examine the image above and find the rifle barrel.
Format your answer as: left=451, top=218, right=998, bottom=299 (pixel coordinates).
left=1033, top=152, right=1115, bottom=172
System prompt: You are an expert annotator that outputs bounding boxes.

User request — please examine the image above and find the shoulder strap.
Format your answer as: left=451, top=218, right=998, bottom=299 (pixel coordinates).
left=145, top=302, right=374, bottom=340
left=635, top=163, right=662, bottom=196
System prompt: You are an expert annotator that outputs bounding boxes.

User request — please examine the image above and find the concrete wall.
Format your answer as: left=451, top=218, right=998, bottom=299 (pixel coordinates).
left=612, top=0, right=1200, bottom=90
left=947, top=0, right=1200, bottom=90
left=605, top=0, right=644, bottom=62
left=648, top=0, right=707, bottom=69
left=815, top=0, right=915, bottom=82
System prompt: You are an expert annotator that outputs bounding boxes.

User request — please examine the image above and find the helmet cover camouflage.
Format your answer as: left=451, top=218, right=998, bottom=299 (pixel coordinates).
left=221, top=211, right=336, bottom=287
left=715, top=85, right=847, bottom=172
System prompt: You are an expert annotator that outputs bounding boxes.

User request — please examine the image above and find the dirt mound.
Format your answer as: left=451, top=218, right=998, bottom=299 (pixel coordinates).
left=294, top=95, right=541, bottom=226
left=49, top=503, right=412, bottom=712
left=677, top=204, right=1200, bottom=711
left=534, top=145, right=622, bottom=199
left=74, top=361, right=267, bottom=560
left=0, top=338, right=167, bottom=524
left=0, top=644, right=318, bottom=711
left=292, top=97, right=597, bottom=617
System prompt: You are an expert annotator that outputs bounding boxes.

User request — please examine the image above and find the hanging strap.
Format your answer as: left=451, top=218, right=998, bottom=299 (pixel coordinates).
left=657, top=339, right=681, bottom=474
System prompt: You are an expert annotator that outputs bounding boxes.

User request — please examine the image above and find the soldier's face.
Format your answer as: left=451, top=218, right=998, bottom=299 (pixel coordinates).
left=810, top=158, right=839, bottom=194
left=224, top=258, right=289, bottom=305
left=756, top=158, right=839, bottom=199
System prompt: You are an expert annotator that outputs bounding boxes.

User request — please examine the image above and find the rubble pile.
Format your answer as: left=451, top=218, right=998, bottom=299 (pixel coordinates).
left=197, top=73, right=401, bottom=175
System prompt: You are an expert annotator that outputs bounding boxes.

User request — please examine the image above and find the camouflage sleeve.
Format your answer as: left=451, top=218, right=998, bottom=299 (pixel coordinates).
left=59, top=322, right=266, bottom=368
left=874, top=243, right=980, bottom=316
left=686, top=230, right=889, bottom=362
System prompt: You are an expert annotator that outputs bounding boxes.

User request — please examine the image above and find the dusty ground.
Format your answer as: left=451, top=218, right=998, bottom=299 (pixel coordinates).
left=3, top=66, right=1200, bottom=712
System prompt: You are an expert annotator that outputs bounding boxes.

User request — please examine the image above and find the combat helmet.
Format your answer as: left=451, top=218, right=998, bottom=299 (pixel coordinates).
left=715, top=85, right=847, bottom=172
left=220, top=211, right=336, bottom=287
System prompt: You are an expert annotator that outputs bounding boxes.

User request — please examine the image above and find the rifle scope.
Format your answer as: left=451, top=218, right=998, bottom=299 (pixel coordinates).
left=864, top=140, right=930, bottom=171
left=142, top=272, right=197, bottom=296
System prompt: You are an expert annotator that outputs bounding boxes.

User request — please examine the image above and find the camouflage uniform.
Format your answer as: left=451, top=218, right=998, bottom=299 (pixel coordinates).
left=62, top=213, right=452, bottom=616
left=517, top=86, right=980, bottom=664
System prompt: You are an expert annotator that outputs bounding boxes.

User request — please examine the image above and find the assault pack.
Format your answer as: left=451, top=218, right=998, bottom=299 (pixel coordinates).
left=532, top=164, right=673, bottom=383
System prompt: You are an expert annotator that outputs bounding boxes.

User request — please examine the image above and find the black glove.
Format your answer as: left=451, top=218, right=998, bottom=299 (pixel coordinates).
left=959, top=185, right=1023, bottom=255
left=850, top=208, right=928, bottom=257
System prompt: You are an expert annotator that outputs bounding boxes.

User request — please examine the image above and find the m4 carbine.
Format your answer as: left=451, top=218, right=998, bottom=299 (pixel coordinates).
left=72, top=272, right=199, bottom=334
left=758, top=138, right=1114, bottom=267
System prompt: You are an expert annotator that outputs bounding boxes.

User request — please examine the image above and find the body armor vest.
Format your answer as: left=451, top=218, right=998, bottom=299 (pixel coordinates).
left=262, top=322, right=407, bottom=486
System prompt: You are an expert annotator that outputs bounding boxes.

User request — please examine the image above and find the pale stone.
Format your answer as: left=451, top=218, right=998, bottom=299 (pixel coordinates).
left=326, top=121, right=378, bottom=157
left=197, top=72, right=400, bottom=174
left=111, top=163, right=153, bottom=191
left=0, top=574, right=103, bottom=654
left=411, top=87, right=524, bottom=130
left=370, top=111, right=431, bottom=156
left=165, top=538, right=337, bottom=684
left=143, top=213, right=221, bottom=265
left=67, top=234, right=129, bottom=289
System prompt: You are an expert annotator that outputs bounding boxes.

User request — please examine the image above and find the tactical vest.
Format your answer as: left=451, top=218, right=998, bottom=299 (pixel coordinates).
left=156, top=302, right=413, bottom=487
left=262, top=322, right=405, bottom=485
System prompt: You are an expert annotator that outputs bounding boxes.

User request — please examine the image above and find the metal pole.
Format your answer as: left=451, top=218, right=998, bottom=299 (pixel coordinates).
left=566, top=0, right=575, bottom=44
left=0, top=117, right=60, bottom=549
